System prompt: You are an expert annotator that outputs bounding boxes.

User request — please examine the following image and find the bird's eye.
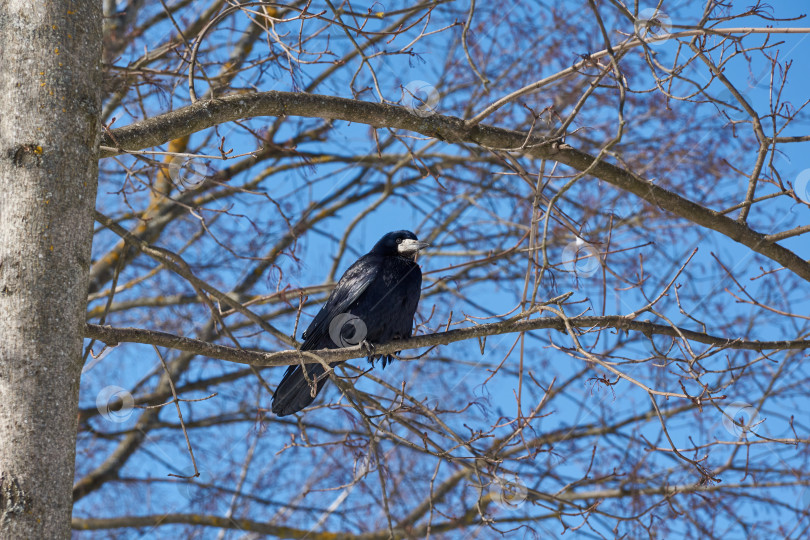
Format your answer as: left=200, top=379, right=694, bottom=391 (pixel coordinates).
left=396, top=238, right=403, bottom=244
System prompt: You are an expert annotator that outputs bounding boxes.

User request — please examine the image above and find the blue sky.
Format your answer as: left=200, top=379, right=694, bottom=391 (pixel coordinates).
left=76, top=2, right=810, bottom=538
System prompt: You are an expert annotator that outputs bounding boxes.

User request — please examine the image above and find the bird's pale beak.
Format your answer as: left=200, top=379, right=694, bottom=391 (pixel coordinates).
left=398, top=239, right=429, bottom=255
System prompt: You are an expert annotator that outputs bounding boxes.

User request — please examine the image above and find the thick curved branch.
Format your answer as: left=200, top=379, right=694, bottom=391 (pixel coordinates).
left=101, top=91, right=810, bottom=282
left=85, top=316, right=810, bottom=367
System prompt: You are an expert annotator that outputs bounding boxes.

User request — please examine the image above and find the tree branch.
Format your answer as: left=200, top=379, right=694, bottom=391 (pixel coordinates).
left=85, top=315, right=810, bottom=368
left=101, top=91, right=810, bottom=283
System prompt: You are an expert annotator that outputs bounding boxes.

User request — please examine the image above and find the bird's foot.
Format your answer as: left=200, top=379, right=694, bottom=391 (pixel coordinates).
left=361, top=340, right=378, bottom=366
left=360, top=339, right=376, bottom=355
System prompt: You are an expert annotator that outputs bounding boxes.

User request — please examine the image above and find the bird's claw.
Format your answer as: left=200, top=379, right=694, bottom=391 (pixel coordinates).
left=361, top=340, right=381, bottom=367
left=360, top=339, right=375, bottom=354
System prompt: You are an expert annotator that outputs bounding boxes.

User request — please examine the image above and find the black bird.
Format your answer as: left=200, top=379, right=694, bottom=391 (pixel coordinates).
left=271, top=230, right=428, bottom=416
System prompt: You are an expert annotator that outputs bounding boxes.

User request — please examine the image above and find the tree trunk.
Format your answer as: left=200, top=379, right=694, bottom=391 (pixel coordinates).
left=0, top=1, right=101, bottom=537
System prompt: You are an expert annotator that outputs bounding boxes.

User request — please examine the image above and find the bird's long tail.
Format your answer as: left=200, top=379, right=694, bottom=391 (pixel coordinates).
left=271, top=363, right=330, bottom=416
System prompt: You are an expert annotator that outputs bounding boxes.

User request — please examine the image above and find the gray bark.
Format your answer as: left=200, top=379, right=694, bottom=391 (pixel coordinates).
left=0, top=1, right=101, bottom=537
left=83, top=316, right=810, bottom=370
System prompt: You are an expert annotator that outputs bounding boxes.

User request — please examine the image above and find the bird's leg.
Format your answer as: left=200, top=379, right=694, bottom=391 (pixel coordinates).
left=360, top=339, right=375, bottom=354
left=360, top=339, right=378, bottom=365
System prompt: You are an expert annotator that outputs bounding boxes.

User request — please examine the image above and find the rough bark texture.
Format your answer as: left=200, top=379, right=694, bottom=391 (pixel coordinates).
left=0, top=1, right=101, bottom=537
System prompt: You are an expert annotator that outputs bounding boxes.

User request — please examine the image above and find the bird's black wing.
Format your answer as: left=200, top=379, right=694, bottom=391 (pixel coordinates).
left=300, top=254, right=381, bottom=350
left=273, top=255, right=381, bottom=416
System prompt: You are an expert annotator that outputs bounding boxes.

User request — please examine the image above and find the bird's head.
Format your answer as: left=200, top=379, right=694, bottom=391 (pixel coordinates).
left=370, top=230, right=429, bottom=259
